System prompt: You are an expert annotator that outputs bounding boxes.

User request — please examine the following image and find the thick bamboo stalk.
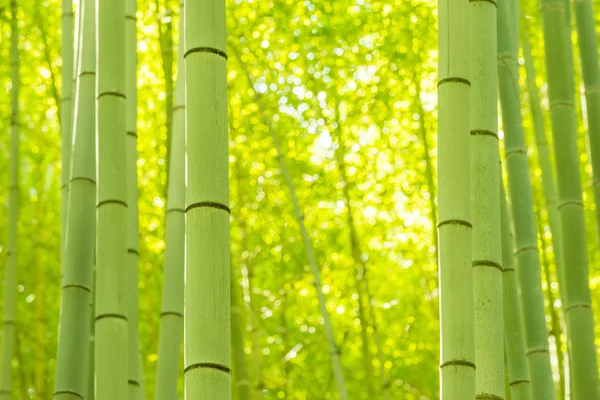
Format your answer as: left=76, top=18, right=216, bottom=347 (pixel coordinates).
left=95, top=0, right=128, bottom=397
left=498, top=1, right=556, bottom=398
left=61, top=0, right=74, bottom=269
left=437, top=0, right=475, bottom=397
left=540, top=0, right=600, bottom=396
left=53, top=0, right=95, bottom=397
left=184, top=0, right=231, bottom=396
left=234, top=49, right=348, bottom=399
left=0, top=2, right=19, bottom=397
left=470, top=0, right=504, bottom=396
left=155, top=3, right=185, bottom=396
left=573, top=0, right=600, bottom=248
left=500, top=183, right=533, bottom=400
left=125, top=0, right=145, bottom=398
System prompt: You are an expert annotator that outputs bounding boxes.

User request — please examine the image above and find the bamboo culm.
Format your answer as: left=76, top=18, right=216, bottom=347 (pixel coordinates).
left=437, top=0, right=475, bottom=397
left=154, top=2, right=185, bottom=396
left=53, top=0, right=96, bottom=396
left=540, top=0, right=600, bottom=396
left=471, top=0, right=504, bottom=396
left=0, top=1, right=19, bottom=397
left=234, top=48, right=349, bottom=400
left=95, top=0, right=129, bottom=397
left=184, top=0, right=231, bottom=396
left=125, top=0, right=146, bottom=397
left=501, top=183, right=533, bottom=400
left=498, top=1, right=556, bottom=397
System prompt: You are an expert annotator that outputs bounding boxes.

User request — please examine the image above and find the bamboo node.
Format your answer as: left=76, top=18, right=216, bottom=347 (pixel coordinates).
left=437, top=77, right=471, bottom=87
left=514, top=245, right=537, bottom=256
left=128, top=379, right=140, bottom=387
left=97, top=199, right=128, bottom=208
left=53, top=390, right=83, bottom=399
left=62, top=283, right=92, bottom=293
left=469, top=0, right=497, bottom=6
left=440, top=359, right=476, bottom=369
left=160, top=310, right=183, bottom=318
left=504, top=148, right=526, bottom=156
left=95, top=313, right=128, bottom=322
left=557, top=200, right=584, bottom=209
left=79, top=71, right=95, bottom=78
left=470, top=129, right=499, bottom=139
left=510, top=379, right=530, bottom=386
left=184, top=47, right=228, bottom=60
left=502, top=267, right=516, bottom=273
left=127, top=130, right=138, bottom=138
left=526, top=347, right=549, bottom=356
left=472, top=260, right=503, bottom=271
left=125, top=15, right=137, bottom=21
left=172, top=104, right=185, bottom=111
left=185, top=201, right=231, bottom=214
left=565, top=303, right=591, bottom=312
left=70, top=176, right=96, bottom=185
left=96, top=91, right=126, bottom=100
left=127, top=248, right=139, bottom=255
left=437, top=219, right=472, bottom=229
left=2, top=320, right=14, bottom=326
left=167, top=207, right=185, bottom=214
left=184, top=362, right=232, bottom=375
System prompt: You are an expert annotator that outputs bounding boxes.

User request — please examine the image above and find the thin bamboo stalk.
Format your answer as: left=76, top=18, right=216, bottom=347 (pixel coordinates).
left=154, top=2, right=185, bottom=396
left=0, top=2, right=19, bottom=397
left=234, top=48, right=348, bottom=400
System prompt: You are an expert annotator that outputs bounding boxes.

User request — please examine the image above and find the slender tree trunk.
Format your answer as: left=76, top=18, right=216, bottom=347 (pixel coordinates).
left=155, top=2, right=185, bottom=395
left=88, top=266, right=96, bottom=400
left=498, top=2, right=556, bottom=398
left=233, top=153, right=263, bottom=398
left=231, top=260, right=252, bottom=400
left=53, top=0, right=95, bottom=396
left=125, top=0, right=145, bottom=398
left=61, top=0, right=74, bottom=273
left=332, top=115, right=376, bottom=398
left=540, top=0, right=600, bottom=396
left=573, top=0, right=600, bottom=244
left=470, top=0, right=504, bottom=396
left=234, top=48, right=348, bottom=400
left=95, top=0, right=129, bottom=397
left=0, top=2, right=19, bottom=397
left=500, top=183, right=533, bottom=400
left=437, top=0, right=475, bottom=397
left=183, top=0, right=231, bottom=397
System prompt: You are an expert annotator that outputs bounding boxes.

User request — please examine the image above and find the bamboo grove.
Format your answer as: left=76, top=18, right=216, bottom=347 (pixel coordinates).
left=0, top=0, right=599, bottom=398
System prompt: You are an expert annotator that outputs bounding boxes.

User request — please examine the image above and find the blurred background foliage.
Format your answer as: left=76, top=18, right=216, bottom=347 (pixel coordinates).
left=0, top=0, right=598, bottom=398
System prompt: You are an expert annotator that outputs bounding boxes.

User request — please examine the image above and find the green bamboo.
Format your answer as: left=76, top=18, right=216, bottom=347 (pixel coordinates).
left=88, top=267, right=96, bottom=400
left=235, top=49, right=348, bottom=400
left=154, top=3, right=185, bottom=396
left=53, top=0, right=96, bottom=396
left=0, top=2, right=19, bottom=397
left=231, top=262, right=251, bottom=400
left=125, top=0, right=145, bottom=398
left=498, top=2, right=556, bottom=398
left=538, top=214, right=566, bottom=399
left=470, top=0, right=504, bottom=396
left=540, top=0, right=600, bottom=395
left=61, top=0, right=74, bottom=270
left=522, top=29, right=566, bottom=310
left=573, top=0, right=600, bottom=244
left=95, top=0, right=128, bottom=397
left=184, top=0, right=231, bottom=396
left=234, top=161, right=263, bottom=398
left=156, top=0, right=174, bottom=181
left=437, top=0, right=475, bottom=397
left=500, top=183, right=533, bottom=400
